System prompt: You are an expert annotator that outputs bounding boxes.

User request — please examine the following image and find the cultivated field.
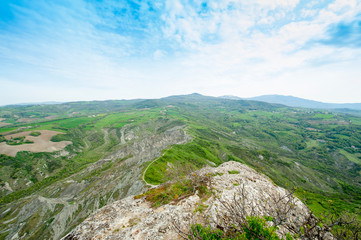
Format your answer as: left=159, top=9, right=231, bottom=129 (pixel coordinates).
left=0, top=122, right=11, bottom=127
left=0, top=118, right=11, bottom=127
left=0, top=130, right=72, bottom=157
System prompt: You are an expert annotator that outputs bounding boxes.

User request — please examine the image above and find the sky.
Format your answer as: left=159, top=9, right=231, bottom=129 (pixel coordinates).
left=1, top=0, right=361, bottom=105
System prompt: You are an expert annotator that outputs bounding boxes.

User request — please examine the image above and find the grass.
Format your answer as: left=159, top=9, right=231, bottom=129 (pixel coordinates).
left=1, top=95, right=361, bottom=239
left=194, top=203, right=209, bottom=213
left=135, top=181, right=194, bottom=207
left=314, top=113, right=335, bottom=119
left=339, top=149, right=361, bottom=165
left=137, top=172, right=211, bottom=208
left=94, top=109, right=163, bottom=129
left=144, top=138, right=227, bottom=185
left=29, top=131, right=41, bottom=137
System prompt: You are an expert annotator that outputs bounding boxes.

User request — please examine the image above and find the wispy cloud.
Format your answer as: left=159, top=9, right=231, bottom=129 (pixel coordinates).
left=0, top=0, right=361, bottom=104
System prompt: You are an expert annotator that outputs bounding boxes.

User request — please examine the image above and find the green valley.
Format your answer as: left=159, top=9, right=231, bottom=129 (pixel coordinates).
left=0, top=94, right=360, bottom=239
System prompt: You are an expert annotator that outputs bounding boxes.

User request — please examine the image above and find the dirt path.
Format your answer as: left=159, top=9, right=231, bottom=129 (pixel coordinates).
left=142, top=157, right=159, bottom=188
left=142, top=149, right=172, bottom=188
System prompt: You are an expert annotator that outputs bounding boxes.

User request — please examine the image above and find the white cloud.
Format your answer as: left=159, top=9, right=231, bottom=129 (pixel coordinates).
left=253, top=0, right=300, bottom=9
left=1, top=0, right=361, bottom=104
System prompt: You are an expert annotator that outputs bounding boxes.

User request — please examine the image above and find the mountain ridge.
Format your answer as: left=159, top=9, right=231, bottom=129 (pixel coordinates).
left=1, top=93, right=361, bottom=239
left=63, top=161, right=317, bottom=240
left=218, top=94, right=361, bottom=110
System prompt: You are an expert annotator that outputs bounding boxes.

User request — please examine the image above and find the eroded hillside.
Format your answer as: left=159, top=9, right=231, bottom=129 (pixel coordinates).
left=0, top=94, right=360, bottom=239
left=1, top=120, right=190, bottom=239
left=63, top=161, right=334, bottom=240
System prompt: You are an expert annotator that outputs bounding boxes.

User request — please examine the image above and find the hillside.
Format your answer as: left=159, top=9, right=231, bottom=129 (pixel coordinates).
left=248, top=95, right=361, bottom=111
left=0, top=94, right=361, bottom=239
left=63, top=161, right=321, bottom=240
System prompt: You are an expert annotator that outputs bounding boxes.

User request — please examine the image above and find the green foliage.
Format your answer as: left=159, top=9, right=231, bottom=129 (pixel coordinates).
left=29, top=131, right=41, bottom=137
left=194, top=203, right=209, bottom=213
left=228, top=170, right=239, bottom=174
left=137, top=170, right=210, bottom=207
left=241, top=216, right=283, bottom=240
left=189, top=224, right=224, bottom=239
left=5, top=136, right=34, bottom=145
left=189, top=216, right=293, bottom=240
left=136, top=180, right=194, bottom=207
left=1, top=94, right=361, bottom=240
left=50, top=133, right=70, bottom=142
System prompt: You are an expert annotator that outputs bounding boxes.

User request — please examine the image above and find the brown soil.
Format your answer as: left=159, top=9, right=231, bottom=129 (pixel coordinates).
left=0, top=130, right=72, bottom=157
left=307, top=120, right=349, bottom=125
left=45, top=115, right=58, bottom=120
left=0, top=122, right=11, bottom=127
left=17, top=118, right=39, bottom=123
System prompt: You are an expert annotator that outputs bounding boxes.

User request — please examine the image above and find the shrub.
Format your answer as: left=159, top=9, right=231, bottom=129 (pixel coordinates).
left=29, top=131, right=41, bottom=137
left=136, top=168, right=212, bottom=207
left=188, top=216, right=293, bottom=240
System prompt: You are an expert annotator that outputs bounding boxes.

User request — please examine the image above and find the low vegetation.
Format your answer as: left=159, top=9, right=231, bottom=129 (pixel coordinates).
left=136, top=168, right=211, bottom=207
left=0, top=94, right=361, bottom=239
left=29, top=131, right=41, bottom=137
left=6, top=136, right=34, bottom=145
left=188, top=216, right=289, bottom=240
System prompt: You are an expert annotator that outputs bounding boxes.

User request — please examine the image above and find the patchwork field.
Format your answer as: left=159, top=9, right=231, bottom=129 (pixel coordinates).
left=0, top=118, right=11, bottom=127
left=0, top=95, right=360, bottom=239
left=0, top=130, right=72, bottom=157
left=0, top=122, right=11, bottom=127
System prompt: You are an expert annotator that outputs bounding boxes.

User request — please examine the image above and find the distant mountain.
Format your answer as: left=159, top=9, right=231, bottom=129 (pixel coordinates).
left=247, top=95, right=361, bottom=111
left=3, top=101, right=63, bottom=107
left=218, top=95, right=243, bottom=100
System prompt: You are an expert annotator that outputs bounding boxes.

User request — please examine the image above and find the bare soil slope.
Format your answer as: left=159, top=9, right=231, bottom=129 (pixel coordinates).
left=0, top=130, right=72, bottom=157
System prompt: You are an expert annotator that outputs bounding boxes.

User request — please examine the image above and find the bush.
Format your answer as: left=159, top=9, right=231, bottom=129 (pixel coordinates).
left=189, top=216, right=292, bottom=240
left=136, top=167, right=212, bottom=207
left=29, top=131, right=41, bottom=137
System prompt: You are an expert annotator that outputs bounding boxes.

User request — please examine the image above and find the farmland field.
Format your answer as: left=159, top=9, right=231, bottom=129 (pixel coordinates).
left=0, top=130, right=71, bottom=157
left=0, top=94, right=361, bottom=239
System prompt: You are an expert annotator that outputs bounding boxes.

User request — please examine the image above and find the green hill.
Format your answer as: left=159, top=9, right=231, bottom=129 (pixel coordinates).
left=0, top=94, right=360, bottom=239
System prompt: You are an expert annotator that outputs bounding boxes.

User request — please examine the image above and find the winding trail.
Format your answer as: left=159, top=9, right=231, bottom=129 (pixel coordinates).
left=142, top=157, right=159, bottom=188
left=142, top=127, right=194, bottom=188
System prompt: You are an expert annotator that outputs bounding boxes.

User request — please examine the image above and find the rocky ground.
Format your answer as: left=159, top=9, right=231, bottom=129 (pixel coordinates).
left=63, top=161, right=329, bottom=240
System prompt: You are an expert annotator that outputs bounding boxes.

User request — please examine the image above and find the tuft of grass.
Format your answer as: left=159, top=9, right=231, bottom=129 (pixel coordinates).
left=212, top=172, right=224, bottom=176
left=228, top=170, right=240, bottom=174
left=194, top=203, right=209, bottom=213
left=135, top=181, right=193, bottom=207
left=128, top=217, right=140, bottom=227
left=137, top=173, right=211, bottom=208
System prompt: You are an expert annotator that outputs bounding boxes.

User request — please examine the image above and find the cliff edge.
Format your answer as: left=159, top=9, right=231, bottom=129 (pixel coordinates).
left=63, top=161, right=333, bottom=240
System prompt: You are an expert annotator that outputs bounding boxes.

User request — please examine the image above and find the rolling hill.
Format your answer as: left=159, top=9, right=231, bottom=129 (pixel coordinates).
left=248, top=95, right=361, bottom=110
left=0, top=94, right=360, bottom=239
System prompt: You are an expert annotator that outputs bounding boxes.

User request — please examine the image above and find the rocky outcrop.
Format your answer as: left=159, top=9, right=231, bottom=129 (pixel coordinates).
left=64, top=161, right=328, bottom=240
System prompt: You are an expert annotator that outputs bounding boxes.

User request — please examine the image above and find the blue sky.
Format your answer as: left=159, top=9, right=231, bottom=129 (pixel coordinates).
left=1, top=0, right=361, bottom=105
